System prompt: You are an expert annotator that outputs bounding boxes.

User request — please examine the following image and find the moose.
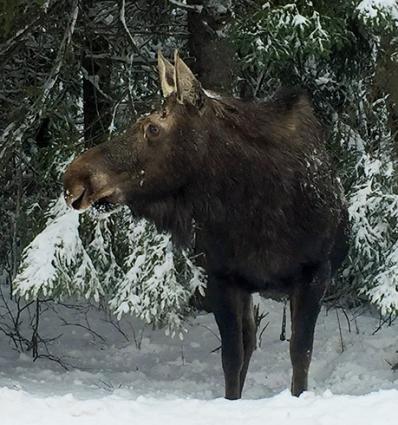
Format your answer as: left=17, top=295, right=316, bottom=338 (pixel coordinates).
left=64, top=50, right=348, bottom=400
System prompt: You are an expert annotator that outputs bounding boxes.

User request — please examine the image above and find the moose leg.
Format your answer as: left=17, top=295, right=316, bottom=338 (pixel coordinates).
left=239, top=293, right=256, bottom=396
left=208, top=277, right=244, bottom=400
left=289, top=262, right=330, bottom=397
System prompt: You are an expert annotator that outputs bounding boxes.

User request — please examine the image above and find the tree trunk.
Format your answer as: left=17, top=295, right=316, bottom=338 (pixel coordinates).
left=81, top=0, right=112, bottom=147
left=187, top=0, right=235, bottom=95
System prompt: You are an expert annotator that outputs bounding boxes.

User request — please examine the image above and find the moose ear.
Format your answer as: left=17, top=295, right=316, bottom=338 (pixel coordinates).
left=174, top=50, right=204, bottom=108
left=158, top=50, right=176, bottom=97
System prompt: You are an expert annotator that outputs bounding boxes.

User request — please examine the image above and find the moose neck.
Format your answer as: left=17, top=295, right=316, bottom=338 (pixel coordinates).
left=189, top=98, right=301, bottom=229
left=129, top=92, right=326, bottom=251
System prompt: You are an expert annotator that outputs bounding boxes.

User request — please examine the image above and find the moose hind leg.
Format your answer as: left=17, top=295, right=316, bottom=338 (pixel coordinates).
left=289, top=262, right=330, bottom=397
left=239, top=293, right=256, bottom=396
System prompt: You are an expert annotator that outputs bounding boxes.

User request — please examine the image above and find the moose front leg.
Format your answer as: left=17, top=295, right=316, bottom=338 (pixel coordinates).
left=208, top=276, right=245, bottom=400
left=289, top=262, right=330, bottom=397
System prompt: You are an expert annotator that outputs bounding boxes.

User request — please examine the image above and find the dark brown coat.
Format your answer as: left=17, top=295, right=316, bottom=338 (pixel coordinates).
left=64, top=51, right=348, bottom=400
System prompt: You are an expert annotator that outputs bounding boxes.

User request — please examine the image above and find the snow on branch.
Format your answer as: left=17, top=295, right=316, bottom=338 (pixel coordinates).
left=169, top=0, right=204, bottom=13
left=357, top=0, right=398, bottom=18
left=357, top=0, right=398, bottom=27
left=14, top=197, right=101, bottom=299
left=109, top=219, right=206, bottom=336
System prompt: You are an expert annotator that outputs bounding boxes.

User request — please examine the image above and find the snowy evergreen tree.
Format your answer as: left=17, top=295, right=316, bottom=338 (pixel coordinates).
left=15, top=199, right=205, bottom=333
left=109, top=218, right=206, bottom=336
left=1, top=0, right=206, bottom=339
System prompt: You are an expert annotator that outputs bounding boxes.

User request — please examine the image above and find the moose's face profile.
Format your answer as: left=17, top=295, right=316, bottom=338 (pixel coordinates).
left=64, top=51, right=207, bottom=212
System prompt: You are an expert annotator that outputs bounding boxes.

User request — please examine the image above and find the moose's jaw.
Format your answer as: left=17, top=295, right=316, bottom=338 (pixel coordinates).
left=64, top=182, right=119, bottom=211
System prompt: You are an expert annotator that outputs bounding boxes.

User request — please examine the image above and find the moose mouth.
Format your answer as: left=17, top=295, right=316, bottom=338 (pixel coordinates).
left=65, top=185, right=118, bottom=211
left=68, top=187, right=87, bottom=210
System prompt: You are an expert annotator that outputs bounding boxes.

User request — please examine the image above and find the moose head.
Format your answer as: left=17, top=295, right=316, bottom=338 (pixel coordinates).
left=64, top=51, right=213, bottom=215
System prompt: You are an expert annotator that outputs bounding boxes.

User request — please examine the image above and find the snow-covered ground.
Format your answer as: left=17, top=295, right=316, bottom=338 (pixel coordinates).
left=0, top=297, right=397, bottom=424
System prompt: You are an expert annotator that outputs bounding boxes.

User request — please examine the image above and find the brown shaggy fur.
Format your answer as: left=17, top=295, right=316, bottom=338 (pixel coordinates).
left=64, top=69, right=348, bottom=400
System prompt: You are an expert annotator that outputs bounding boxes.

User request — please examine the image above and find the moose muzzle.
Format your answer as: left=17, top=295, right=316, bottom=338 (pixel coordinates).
left=63, top=147, right=122, bottom=211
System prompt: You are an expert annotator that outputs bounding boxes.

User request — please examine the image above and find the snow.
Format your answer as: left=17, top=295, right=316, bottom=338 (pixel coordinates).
left=1, top=388, right=398, bottom=425
left=1, top=297, right=398, bottom=424
left=203, top=88, right=222, bottom=99
left=292, top=13, right=308, bottom=27
left=357, top=0, right=398, bottom=20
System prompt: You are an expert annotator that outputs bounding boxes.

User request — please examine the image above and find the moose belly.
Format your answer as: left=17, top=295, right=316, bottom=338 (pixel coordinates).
left=234, top=272, right=295, bottom=297
left=203, top=232, right=327, bottom=295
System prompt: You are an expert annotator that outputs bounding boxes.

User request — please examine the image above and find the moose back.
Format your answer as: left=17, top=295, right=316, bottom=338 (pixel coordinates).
left=64, top=50, right=348, bottom=400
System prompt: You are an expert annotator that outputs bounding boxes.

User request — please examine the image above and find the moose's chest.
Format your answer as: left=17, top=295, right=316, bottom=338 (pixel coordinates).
left=195, top=226, right=305, bottom=293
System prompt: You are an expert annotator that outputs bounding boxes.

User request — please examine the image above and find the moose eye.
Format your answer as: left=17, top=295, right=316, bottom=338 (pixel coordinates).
left=147, top=124, right=160, bottom=137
